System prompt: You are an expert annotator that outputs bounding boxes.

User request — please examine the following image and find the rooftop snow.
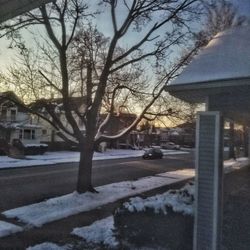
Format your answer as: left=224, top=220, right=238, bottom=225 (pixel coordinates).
left=168, top=25, right=250, bottom=87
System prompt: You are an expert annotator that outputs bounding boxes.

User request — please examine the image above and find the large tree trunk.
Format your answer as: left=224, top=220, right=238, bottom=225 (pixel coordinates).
left=76, top=141, right=96, bottom=193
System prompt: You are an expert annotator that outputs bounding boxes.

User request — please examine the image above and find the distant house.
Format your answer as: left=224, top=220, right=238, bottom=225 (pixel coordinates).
left=170, top=122, right=196, bottom=147
left=32, top=96, right=87, bottom=150
left=155, top=123, right=196, bottom=148
left=0, top=92, right=42, bottom=147
left=29, top=96, right=139, bottom=151
left=100, top=112, right=138, bottom=149
left=168, top=122, right=195, bottom=147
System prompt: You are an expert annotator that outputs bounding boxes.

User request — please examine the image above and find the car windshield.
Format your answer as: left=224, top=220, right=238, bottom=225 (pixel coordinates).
left=153, top=149, right=161, bottom=153
left=147, top=148, right=161, bottom=153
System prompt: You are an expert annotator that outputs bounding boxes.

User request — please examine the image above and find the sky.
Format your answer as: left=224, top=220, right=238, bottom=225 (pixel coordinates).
left=0, top=0, right=249, bottom=73
left=232, top=0, right=250, bottom=16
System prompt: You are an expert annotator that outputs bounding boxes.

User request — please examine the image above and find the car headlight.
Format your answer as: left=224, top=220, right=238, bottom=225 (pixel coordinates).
left=149, top=153, right=152, bottom=156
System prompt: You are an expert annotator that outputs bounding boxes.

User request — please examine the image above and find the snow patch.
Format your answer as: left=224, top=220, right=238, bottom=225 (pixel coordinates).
left=24, top=144, right=48, bottom=147
left=26, top=242, right=67, bottom=250
left=224, top=157, right=249, bottom=173
left=123, top=182, right=194, bottom=215
left=72, top=216, right=118, bottom=248
left=0, top=220, right=23, bottom=238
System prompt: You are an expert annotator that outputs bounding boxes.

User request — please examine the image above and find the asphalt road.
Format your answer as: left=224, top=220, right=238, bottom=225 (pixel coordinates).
left=0, top=151, right=194, bottom=211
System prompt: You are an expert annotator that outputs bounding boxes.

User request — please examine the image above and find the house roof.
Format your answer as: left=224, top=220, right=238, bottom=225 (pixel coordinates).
left=50, top=96, right=87, bottom=109
left=166, top=25, right=250, bottom=103
left=0, top=91, right=28, bottom=112
left=0, top=0, right=53, bottom=23
left=31, top=96, right=87, bottom=112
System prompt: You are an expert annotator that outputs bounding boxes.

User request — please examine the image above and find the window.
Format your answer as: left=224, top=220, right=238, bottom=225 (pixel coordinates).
left=42, top=129, right=47, bottom=135
left=19, top=130, right=22, bottom=139
left=1, top=107, right=7, bottom=120
left=23, top=129, right=36, bottom=140
left=23, top=130, right=30, bottom=139
left=31, top=130, right=35, bottom=139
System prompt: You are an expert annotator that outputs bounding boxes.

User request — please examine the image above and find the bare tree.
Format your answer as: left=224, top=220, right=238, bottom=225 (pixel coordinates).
left=196, top=0, right=248, bottom=46
left=0, top=0, right=201, bottom=193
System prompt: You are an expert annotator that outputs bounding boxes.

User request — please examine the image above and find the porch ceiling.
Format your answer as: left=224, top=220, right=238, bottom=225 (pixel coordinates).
left=166, top=77, right=250, bottom=103
left=0, top=0, right=53, bottom=23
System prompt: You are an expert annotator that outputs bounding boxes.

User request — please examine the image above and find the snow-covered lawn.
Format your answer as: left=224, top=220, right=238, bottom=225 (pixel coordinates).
left=27, top=216, right=118, bottom=250
left=1, top=157, right=248, bottom=245
left=28, top=181, right=194, bottom=250
left=3, top=169, right=194, bottom=227
left=123, top=181, right=194, bottom=215
left=27, top=182, right=195, bottom=250
left=0, top=148, right=189, bottom=169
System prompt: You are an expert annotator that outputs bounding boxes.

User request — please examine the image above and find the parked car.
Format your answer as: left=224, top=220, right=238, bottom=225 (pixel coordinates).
left=161, top=142, right=180, bottom=150
left=142, top=148, right=163, bottom=159
left=24, top=143, right=48, bottom=155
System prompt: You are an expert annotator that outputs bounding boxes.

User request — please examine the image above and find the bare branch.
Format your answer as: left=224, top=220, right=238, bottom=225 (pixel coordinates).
left=38, top=70, right=62, bottom=93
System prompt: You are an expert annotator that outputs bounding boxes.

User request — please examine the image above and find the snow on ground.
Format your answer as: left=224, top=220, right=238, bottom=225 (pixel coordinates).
left=0, top=149, right=189, bottom=169
left=115, top=158, right=250, bottom=219
left=70, top=182, right=194, bottom=249
left=26, top=242, right=67, bottom=250
left=72, top=216, right=118, bottom=248
left=0, top=220, right=23, bottom=237
left=2, top=158, right=249, bottom=228
left=1, top=156, right=248, bottom=242
left=2, top=170, right=193, bottom=227
left=117, top=158, right=250, bottom=223
left=27, top=217, right=118, bottom=250
left=27, top=158, right=248, bottom=248
left=123, top=182, right=194, bottom=216
left=224, top=157, right=249, bottom=173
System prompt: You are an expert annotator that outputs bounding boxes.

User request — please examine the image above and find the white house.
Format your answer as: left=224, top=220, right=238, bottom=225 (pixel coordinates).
left=32, top=96, right=87, bottom=150
left=0, top=92, right=43, bottom=147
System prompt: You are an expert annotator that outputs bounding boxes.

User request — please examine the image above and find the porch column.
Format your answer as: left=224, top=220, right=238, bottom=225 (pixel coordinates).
left=193, top=111, right=224, bottom=250
left=228, top=121, right=235, bottom=159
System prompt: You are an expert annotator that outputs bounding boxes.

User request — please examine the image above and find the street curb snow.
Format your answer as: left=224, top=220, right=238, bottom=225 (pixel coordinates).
left=0, top=149, right=189, bottom=170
